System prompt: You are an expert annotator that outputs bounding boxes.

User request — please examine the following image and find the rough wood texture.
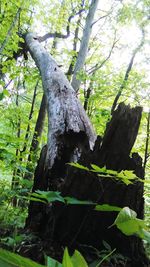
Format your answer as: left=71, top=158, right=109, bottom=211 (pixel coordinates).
left=25, top=33, right=96, bottom=170
left=25, top=103, right=149, bottom=267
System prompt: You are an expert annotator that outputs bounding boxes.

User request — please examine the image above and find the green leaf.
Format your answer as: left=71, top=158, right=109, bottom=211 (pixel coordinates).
left=3, top=89, right=9, bottom=97
left=62, top=248, right=88, bottom=267
left=0, top=92, right=4, bottom=101
left=68, top=162, right=89, bottom=171
left=34, top=190, right=65, bottom=203
left=117, top=171, right=137, bottom=185
left=47, top=256, right=62, bottom=267
left=23, top=196, right=47, bottom=204
left=90, top=164, right=107, bottom=173
left=95, top=204, right=121, bottom=212
left=113, top=207, right=146, bottom=236
left=141, top=229, right=150, bottom=243
left=71, top=250, right=88, bottom=267
left=62, top=248, right=73, bottom=267
left=0, top=248, right=45, bottom=267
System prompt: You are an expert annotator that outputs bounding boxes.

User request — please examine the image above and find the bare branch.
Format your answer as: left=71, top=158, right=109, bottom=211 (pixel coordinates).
left=88, top=31, right=118, bottom=75
left=92, top=12, right=112, bottom=27
left=36, top=8, right=85, bottom=42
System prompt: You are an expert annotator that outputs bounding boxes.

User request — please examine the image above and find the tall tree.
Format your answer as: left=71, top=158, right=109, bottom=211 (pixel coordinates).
left=71, top=0, right=99, bottom=92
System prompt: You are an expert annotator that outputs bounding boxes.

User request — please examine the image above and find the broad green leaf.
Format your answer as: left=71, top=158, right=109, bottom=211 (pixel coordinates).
left=68, top=162, right=89, bottom=171
left=113, top=207, right=146, bottom=236
left=95, top=204, right=121, bottom=212
left=62, top=248, right=73, bottom=267
left=0, top=248, right=45, bottom=267
left=71, top=250, right=88, bottom=267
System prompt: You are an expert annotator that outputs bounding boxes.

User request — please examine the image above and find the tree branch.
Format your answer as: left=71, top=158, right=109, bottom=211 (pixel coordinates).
left=36, top=8, right=85, bottom=42
left=88, top=31, right=118, bottom=75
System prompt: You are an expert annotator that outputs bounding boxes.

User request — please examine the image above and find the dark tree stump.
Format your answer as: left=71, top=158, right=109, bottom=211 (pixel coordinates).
left=25, top=103, right=149, bottom=267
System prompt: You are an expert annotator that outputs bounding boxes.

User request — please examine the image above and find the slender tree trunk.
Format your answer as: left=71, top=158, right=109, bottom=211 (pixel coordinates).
left=111, top=29, right=145, bottom=114
left=12, top=80, right=39, bottom=185
left=24, top=93, right=47, bottom=180
left=11, top=81, right=21, bottom=207
left=66, top=14, right=82, bottom=80
left=21, top=79, right=39, bottom=157
left=143, top=110, right=150, bottom=172
left=71, top=0, right=99, bottom=92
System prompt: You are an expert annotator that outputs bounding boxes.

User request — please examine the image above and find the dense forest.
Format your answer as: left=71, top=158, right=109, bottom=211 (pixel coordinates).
left=0, top=0, right=150, bottom=266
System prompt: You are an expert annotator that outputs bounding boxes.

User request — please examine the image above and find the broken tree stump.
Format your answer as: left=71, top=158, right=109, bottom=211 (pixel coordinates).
left=25, top=103, right=149, bottom=267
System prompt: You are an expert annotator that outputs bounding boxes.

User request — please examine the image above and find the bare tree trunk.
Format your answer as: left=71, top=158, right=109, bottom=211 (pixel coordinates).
left=71, top=0, right=99, bottom=92
left=24, top=93, right=47, bottom=180
left=111, top=29, right=145, bottom=115
left=143, top=110, right=150, bottom=172
left=21, top=79, right=39, bottom=157
left=66, top=13, right=82, bottom=80
left=11, top=80, right=21, bottom=207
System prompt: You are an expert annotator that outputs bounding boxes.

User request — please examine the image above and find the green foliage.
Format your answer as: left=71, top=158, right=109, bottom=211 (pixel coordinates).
left=29, top=190, right=94, bottom=205
left=0, top=248, right=88, bottom=267
left=112, top=207, right=150, bottom=243
left=62, top=248, right=88, bottom=267
left=69, top=162, right=138, bottom=185
left=0, top=248, right=45, bottom=267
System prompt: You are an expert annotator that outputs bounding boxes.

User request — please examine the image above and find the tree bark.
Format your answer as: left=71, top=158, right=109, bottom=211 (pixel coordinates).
left=143, top=110, right=150, bottom=172
left=25, top=33, right=96, bottom=170
left=25, top=102, right=149, bottom=267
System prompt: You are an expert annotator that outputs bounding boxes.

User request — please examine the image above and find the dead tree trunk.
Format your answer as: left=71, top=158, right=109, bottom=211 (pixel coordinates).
left=24, top=35, right=149, bottom=266
left=25, top=102, right=149, bottom=266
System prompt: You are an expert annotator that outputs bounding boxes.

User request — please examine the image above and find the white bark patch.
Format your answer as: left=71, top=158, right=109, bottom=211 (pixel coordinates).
left=25, top=33, right=96, bottom=167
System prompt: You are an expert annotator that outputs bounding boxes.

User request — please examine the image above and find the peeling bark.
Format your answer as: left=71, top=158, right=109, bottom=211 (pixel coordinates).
left=25, top=33, right=96, bottom=169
